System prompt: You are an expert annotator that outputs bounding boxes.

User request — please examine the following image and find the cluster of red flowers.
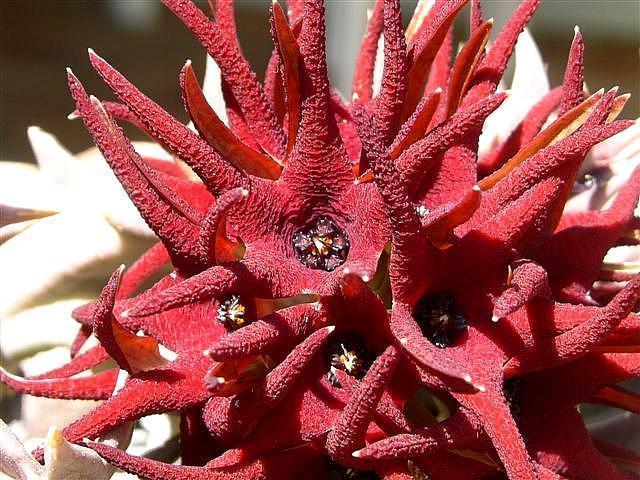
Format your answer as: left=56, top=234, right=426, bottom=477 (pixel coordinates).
left=2, top=0, right=638, bottom=478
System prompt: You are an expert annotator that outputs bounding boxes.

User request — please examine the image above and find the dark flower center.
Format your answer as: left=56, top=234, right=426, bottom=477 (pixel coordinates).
left=572, top=167, right=610, bottom=194
left=292, top=216, right=349, bottom=271
left=325, top=332, right=375, bottom=387
left=503, top=377, right=524, bottom=420
left=413, top=293, right=467, bottom=348
left=216, top=294, right=252, bottom=331
left=327, top=459, right=379, bottom=479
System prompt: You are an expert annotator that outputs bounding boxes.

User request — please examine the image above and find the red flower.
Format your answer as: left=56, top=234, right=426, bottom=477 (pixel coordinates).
left=2, top=0, right=638, bottom=479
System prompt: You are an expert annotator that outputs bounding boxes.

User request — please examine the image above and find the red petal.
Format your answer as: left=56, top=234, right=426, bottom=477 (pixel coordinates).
left=272, top=1, right=302, bottom=157
left=126, top=265, right=247, bottom=318
left=181, top=62, right=281, bottom=179
left=326, top=346, right=399, bottom=465
left=352, top=0, right=384, bottom=103
left=0, top=367, right=117, bottom=400
left=403, top=0, right=469, bottom=119
left=559, top=27, right=585, bottom=115
left=504, top=275, right=640, bottom=376
left=161, top=0, right=286, bottom=160
left=88, top=50, right=246, bottom=196
left=67, top=71, right=206, bottom=274
left=374, top=0, right=408, bottom=146
left=492, top=260, right=550, bottom=320
left=204, top=326, right=333, bottom=444
left=444, top=18, right=492, bottom=118
left=199, top=187, right=248, bottom=265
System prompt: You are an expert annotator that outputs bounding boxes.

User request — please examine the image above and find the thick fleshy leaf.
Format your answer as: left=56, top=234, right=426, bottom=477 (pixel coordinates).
left=0, top=419, right=45, bottom=479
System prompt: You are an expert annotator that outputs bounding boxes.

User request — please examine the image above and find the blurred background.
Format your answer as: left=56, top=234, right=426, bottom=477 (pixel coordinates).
left=1, top=0, right=639, bottom=162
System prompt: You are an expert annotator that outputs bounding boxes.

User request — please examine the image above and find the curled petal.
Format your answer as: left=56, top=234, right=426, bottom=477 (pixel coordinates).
left=207, top=303, right=318, bottom=361
left=199, top=187, right=248, bottom=265
left=353, top=411, right=484, bottom=461
left=373, top=0, right=408, bottom=146
left=492, top=260, right=550, bottom=320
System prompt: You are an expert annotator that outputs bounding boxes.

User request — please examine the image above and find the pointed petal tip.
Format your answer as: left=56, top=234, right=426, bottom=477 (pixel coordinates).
left=352, top=449, right=362, bottom=458
left=491, top=315, right=501, bottom=323
left=463, top=374, right=485, bottom=391
left=325, top=325, right=336, bottom=333
left=88, top=95, right=102, bottom=108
